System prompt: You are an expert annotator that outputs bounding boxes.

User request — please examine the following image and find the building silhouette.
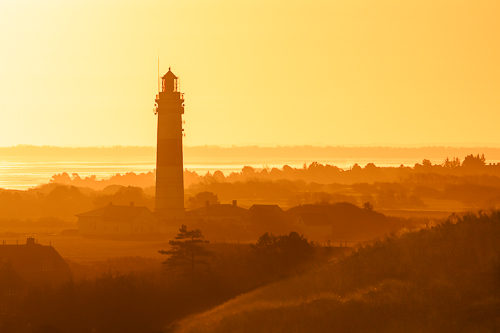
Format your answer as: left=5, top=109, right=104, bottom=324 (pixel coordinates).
left=77, top=202, right=160, bottom=236
left=0, top=262, right=27, bottom=322
left=0, top=237, right=71, bottom=287
left=154, top=68, right=185, bottom=222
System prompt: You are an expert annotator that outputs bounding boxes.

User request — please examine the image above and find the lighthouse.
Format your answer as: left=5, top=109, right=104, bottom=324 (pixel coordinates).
left=154, top=67, right=185, bottom=221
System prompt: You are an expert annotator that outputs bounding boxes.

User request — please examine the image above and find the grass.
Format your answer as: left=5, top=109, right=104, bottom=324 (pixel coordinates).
left=172, top=210, right=500, bottom=333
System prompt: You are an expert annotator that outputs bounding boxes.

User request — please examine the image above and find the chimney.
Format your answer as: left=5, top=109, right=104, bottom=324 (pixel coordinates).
left=232, top=200, right=237, bottom=207
left=26, top=237, right=35, bottom=246
left=130, top=202, right=134, bottom=207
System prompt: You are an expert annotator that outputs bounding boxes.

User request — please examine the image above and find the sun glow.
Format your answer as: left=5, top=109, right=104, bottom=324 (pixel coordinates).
left=1, top=0, right=499, bottom=148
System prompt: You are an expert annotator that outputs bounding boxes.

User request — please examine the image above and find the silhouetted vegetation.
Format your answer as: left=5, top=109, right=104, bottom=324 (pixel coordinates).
left=159, top=225, right=213, bottom=280
left=3, top=148, right=500, bottom=331
left=174, top=210, right=500, bottom=332
left=50, top=171, right=156, bottom=190
left=249, top=232, right=315, bottom=279
left=93, top=185, right=154, bottom=209
left=3, top=153, right=499, bottom=231
left=186, top=155, right=500, bottom=212
left=5, top=229, right=336, bottom=333
left=186, top=192, right=220, bottom=210
left=3, top=202, right=499, bottom=332
left=0, top=184, right=153, bottom=222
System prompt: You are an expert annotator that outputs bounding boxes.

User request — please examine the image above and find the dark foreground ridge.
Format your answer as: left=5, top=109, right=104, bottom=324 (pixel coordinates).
left=172, top=210, right=500, bottom=333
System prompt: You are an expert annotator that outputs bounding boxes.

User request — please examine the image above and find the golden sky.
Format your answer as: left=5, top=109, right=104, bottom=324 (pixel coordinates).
left=1, top=0, right=499, bottom=147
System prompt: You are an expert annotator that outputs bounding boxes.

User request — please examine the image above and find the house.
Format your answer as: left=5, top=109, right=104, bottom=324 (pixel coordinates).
left=0, top=238, right=70, bottom=330
left=185, top=201, right=247, bottom=223
left=76, top=203, right=160, bottom=236
left=184, top=201, right=250, bottom=241
left=285, top=202, right=389, bottom=242
left=245, top=204, right=291, bottom=236
left=0, top=262, right=27, bottom=322
left=248, top=204, right=285, bottom=217
left=0, top=237, right=71, bottom=287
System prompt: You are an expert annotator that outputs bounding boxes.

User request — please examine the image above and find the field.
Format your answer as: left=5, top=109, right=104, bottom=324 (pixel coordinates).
left=1, top=233, right=170, bottom=262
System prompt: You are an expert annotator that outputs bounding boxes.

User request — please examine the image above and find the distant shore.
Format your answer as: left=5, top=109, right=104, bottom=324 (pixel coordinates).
left=2, top=144, right=500, bottom=161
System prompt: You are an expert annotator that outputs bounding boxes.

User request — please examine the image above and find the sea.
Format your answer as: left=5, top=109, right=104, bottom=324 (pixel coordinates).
left=0, top=155, right=453, bottom=191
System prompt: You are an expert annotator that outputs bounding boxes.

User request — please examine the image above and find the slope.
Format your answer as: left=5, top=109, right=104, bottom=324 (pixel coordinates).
left=171, top=211, right=500, bottom=333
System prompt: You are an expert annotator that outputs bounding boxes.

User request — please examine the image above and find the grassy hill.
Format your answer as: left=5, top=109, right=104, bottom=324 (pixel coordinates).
left=172, top=211, right=500, bottom=333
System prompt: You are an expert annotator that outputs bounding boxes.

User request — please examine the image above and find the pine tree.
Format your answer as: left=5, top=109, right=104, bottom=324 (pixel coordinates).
left=158, top=225, right=213, bottom=279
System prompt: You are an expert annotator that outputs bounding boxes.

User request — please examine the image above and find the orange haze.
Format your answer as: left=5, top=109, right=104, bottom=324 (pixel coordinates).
left=1, top=0, right=499, bottom=147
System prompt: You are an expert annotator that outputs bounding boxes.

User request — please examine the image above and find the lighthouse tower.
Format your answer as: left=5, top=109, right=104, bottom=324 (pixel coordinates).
left=154, top=68, right=185, bottom=221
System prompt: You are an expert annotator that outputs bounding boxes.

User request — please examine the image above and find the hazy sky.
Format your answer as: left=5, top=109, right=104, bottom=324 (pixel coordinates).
left=1, top=0, right=499, bottom=147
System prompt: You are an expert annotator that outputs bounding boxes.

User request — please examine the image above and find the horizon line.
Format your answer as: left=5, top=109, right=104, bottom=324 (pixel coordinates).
left=3, top=143, right=500, bottom=149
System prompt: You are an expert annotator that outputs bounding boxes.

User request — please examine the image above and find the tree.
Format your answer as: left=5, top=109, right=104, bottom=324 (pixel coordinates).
left=212, top=170, right=226, bottom=182
left=158, top=225, right=213, bottom=280
left=462, top=153, right=486, bottom=169
left=43, top=185, right=92, bottom=219
left=422, top=159, right=432, bottom=167
left=93, top=186, right=152, bottom=209
left=186, top=191, right=220, bottom=210
left=351, top=163, right=362, bottom=171
left=442, top=157, right=461, bottom=169
left=277, top=231, right=315, bottom=268
left=251, top=232, right=279, bottom=258
left=362, top=202, right=374, bottom=210
left=250, top=231, right=315, bottom=275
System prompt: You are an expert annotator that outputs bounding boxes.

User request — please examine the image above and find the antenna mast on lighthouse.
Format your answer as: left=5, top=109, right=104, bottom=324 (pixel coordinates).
left=157, top=50, right=160, bottom=93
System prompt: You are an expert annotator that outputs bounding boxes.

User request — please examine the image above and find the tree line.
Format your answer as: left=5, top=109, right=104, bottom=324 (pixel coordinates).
left=45, top=153, right=499, bottom=190
left=2, top=226, right=329, bottom=333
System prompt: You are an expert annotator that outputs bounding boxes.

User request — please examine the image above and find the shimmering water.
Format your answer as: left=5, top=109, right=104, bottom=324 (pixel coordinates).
left=0, top=155, right=451, bottom=190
